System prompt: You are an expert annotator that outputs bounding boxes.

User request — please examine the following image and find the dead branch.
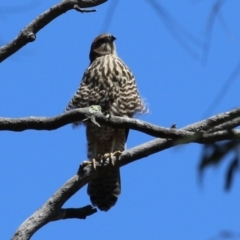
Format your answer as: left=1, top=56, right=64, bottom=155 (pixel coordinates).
left=207, top=117, right=240, bottom=132
left=52, top=206, right=97, bottom=220
left=1, top=107, right=240, bottom=142
left=11, top=106, right=240, bottom=239
left=183, top=107, right=240, bottom=132
left=0, top=0, right=107, bottom=63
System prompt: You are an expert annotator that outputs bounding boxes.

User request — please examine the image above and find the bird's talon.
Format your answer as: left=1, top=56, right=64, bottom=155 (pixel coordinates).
left=81, top=160, right=92, bottom=168
left=81, top=159, right=98, bottom=171
left=103, top=153, right=115, bottom=166
left=113, top=150, right=122, bottom=157
left=92, top=158, right=97, bottom=170
left=109, top=153, right=115, bottom=166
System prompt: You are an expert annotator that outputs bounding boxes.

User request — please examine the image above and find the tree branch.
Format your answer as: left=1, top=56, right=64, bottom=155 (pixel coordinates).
left=1, top=107, right=240, bottom=141
left=207, top=117, right=240, bottom=133
left=11, top=106, right=240, bottom=239
left=11, top=168, right=97, bottom=240
left=53, top=206, right=97, bottom=220
left=0, top=0, right=107, bottom=63
left=183, top=107, right=240, bottom=132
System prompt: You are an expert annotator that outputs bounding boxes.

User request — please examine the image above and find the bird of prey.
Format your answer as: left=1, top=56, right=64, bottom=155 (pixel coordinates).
left=66, top=33, right=146, bottom=211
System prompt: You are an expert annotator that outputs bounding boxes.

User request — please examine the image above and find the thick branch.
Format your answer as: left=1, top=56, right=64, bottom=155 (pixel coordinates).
left=9, top=106, right=240, bottom=239
left=0, top=0, right=107, bottom=63
left=0, top=107, right=197, bottom=139
left=11, top=118, right=240, bottom=239
left=12, top=139, right=171, bottom=240
left=11, top=169, right=96, bottom=240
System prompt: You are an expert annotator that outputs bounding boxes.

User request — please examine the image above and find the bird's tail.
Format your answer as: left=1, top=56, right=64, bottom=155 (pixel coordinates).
left=87, top=168, right=121, bottom=211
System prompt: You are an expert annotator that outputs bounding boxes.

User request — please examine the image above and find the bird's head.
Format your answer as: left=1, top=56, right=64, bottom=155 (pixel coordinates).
left=89, top=33, right=117, bottom=63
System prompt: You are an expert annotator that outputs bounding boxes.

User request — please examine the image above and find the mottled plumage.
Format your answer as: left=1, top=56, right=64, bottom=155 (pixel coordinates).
left=66, top=34, right=146, bottom=211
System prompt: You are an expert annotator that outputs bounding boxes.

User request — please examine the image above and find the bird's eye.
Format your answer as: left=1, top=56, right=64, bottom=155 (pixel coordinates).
left=94, top=39, right=105, bottom=47
left=99, top=39, right=105, bottom=44
left=100, top=38, right=109, bottom=44
left=93, top=36, right=112, bottom=49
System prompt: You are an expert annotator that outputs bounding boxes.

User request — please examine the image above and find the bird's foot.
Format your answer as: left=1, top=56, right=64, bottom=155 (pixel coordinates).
left=103, top=151, right=122, bottom=166
left=81, top=160, right=92, bottom=169
left=82, top=154, right=102, bottom=171
left=81, top=151, right=121, bottom=172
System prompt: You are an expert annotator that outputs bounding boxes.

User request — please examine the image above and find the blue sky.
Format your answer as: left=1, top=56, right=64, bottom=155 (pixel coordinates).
left=0, top=0, right=240, bottom=239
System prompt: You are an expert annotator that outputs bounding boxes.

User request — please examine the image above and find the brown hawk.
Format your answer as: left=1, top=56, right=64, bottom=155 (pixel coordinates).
left=66, top=33, right=146, bottom=211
